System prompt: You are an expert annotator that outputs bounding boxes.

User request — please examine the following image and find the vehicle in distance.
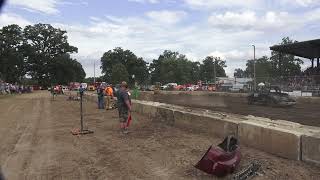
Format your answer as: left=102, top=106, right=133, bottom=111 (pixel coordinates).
left=247, top=86, right=296, bottom=107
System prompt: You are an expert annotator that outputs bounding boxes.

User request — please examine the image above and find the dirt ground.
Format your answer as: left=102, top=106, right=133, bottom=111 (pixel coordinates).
left=153, top=93, right=320, bottom=127
left=0, top=91, right=320, bottom=180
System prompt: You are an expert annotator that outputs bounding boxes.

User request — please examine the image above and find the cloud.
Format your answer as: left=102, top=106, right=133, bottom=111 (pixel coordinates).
left=146, top=10, right=187, bottom=24
left=184, top=0, right=259, bottom=9
left=280, top=0, right=320, bottom=7
left=0, top=13, right=32, bottom=27
left=9, top=0, right=60, bottom=14
left=2, top=0, right=320, bottom=77
left=208, top=11, right=303, bottom=32
left=183, top=0, right=320, bottom=10
left=52, top=12, right=275, bottom=77
left=128, top=0, right=177, bottom=4
left=128, top=0, right=160, bottom=3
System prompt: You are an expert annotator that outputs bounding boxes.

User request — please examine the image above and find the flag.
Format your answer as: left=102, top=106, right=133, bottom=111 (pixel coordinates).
left=126, top=114, right=132, bottom=127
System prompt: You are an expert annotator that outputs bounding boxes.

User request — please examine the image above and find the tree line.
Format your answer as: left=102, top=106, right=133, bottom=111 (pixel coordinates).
left=1, top=23, right=307, bottom=87
left=0, top=24, right=85, bottom=86
left=100, top=48, right=227, bottom=86
left=99, top=37, right=310, bottom=86
left=234, top=37, right=305, bottom=83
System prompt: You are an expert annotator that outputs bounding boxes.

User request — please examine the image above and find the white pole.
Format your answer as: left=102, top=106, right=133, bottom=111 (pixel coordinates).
left=94, top=60, right=96, bottom=83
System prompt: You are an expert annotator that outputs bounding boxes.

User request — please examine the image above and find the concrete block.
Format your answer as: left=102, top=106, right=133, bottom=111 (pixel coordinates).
left=141, top=104, right=157, bottom=118
left=132, top=102, right=143, bottom=113
left=302, top=132, right=320, bottom=165
left=173, top=110, right=238, bottom=138
left=238, top=119, right=302, bottom=160
left=155, top=107, right=175, bottom=126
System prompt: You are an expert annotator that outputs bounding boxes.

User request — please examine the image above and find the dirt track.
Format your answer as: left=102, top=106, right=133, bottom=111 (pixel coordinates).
left=1, top=91, right=320, bottom=180
left=152, top=93, right=320, bottom=127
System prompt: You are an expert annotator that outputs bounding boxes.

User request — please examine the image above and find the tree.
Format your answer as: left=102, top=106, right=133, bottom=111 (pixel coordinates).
left=149, top=50, right=200, bottom=84
left=0, top=23, right=84, bottom=86
left=200, top=56, right=227, bottom=82
left=84, top=76, right=103, bottom=84
left=270, top=37, right=303, bottom=78
left=23, top=23, right=78, bottom=86
left=245, top=56, right=273, bottom=83
left=48, top=54, right=86, bottom=85
left=0, top=25, right=25, bottom=83
left=234, top=68, right=246, bottom=78
left=101, top=47, right=149, bottom=85
left=111, top=64, right=129, bottom=84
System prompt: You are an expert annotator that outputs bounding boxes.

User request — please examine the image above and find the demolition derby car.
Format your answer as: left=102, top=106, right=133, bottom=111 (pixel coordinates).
left=247, top=86, right=296, bottom=107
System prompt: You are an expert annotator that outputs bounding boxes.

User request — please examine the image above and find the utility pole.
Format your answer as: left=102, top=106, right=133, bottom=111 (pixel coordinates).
left=213, top=58, right=216, bottom=85
left=93, top=60, right=96, bottom=83
left=252, top=45, right=256, bottom=91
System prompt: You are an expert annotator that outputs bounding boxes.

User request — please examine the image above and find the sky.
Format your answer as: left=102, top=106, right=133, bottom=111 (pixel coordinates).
left=0, top=0, right=319, bottom=77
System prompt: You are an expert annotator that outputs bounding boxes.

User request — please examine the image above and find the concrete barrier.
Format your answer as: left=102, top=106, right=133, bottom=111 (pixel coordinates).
left=75, top=93, right=320, bottom=164
left=131, top=100, right=320, bottom=163
left=238, top=117, right=303, bottom=160
left=173, top=110, right=240, bottom=137
left=302, top=131, right=320, bottom=165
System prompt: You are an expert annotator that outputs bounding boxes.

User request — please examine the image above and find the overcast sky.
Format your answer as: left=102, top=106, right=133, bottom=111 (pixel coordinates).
left=1, top=0, right=319, bottom=77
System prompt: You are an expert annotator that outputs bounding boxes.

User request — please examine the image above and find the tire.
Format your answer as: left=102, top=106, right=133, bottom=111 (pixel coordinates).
left=247, top=97, right=253, bottom=105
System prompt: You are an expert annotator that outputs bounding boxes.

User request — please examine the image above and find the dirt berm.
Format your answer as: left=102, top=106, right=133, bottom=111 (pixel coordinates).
left=137, top=91, right=320, bottom=127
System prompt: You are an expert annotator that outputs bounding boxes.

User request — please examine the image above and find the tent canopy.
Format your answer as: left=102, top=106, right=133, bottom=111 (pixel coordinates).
left=270, top=39, right=320, bottom=59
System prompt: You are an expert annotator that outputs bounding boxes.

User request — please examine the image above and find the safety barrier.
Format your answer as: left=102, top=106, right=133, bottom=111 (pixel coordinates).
left=132, top=99, right=320, bottom=165
left=74, top=91, right=320, bottom=165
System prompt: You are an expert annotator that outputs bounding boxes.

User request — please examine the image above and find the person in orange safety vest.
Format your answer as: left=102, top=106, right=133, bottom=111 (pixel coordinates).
left=105, top=84, right=114, bottom=110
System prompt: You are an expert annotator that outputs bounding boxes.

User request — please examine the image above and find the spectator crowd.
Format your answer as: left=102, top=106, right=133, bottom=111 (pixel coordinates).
left=0, top=80, right=32, bottom=95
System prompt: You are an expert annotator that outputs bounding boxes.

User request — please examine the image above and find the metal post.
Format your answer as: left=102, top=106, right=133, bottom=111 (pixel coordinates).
left=252, top=45, right=256, bottom=91
left=71, top=88, right=94, bottom=135
left=213, top=58, right=216, bottom=85
left=80, top=92, right=83, bottom=131
left=317, top=57, right=319, bottom=67
left=94, top=60, right=96, bottom=83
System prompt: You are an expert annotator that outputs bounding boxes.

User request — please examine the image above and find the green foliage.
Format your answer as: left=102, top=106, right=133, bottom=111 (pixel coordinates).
left=49, top=54, right=86, bottom=85
left=200, top=56, right=226, bottom=82
left=23, top=23, right=78, bottom=86
left=270, top=37, right=303, bottom=77
left=0, top=23, right=84, bottom=86
left=236, top=37, right=304, bottom=84
left=234, top=68, right=246, bottom=78
left=150, top=50, right=202, bottom=84
left=84, top=76, right=103, bottom=84
left=0, top=24, right=25, bottom=83
left=111, top=63, right=129, bottom=84
left=100, top=47, right=149, bottom=86
left=150, top=51, right=227, bottom=84
left=245, top=56, right=273, bottom=82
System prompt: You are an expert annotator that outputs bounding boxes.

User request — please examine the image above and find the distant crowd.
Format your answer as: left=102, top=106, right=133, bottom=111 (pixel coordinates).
left=0, top=81, right=32, bottom=95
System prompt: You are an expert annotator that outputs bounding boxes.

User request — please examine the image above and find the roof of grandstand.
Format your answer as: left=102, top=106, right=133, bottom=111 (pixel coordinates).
left=270, top=39, right=320, bottom=59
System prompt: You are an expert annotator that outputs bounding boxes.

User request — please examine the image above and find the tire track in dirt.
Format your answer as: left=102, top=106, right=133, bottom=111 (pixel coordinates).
left=2, top=92, right=320, bottom=180
left=2, top=94, right=42, bottom=179
left=0, top=99, right=30, bottom=163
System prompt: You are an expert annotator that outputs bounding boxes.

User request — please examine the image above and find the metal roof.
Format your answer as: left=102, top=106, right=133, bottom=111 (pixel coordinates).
left=270, top=39, right=320, bottom=59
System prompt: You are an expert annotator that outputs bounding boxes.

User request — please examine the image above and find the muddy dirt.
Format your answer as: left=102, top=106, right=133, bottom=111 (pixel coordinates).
left=152, top=93, right=320, bottom=127
left=0, top=91, right=319, bottom=180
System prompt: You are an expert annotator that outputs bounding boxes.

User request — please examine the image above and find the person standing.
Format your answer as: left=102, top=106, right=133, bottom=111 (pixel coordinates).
left=105, top=84, right=114, bottom=110
left=117, top=81, right=131, bottom=134
left=97, top=85, right=105, bottom=109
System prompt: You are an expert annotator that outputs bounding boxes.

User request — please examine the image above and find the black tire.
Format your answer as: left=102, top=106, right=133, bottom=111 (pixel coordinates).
left=247, top=97, right=253, bottom=105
